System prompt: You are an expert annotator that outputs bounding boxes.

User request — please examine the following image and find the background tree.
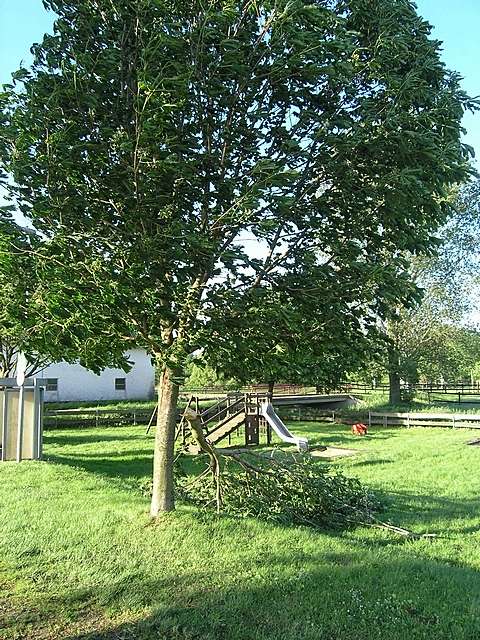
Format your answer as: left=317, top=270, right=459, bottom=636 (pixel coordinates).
left=417, top=325, right=480, bottom=383
left=184, top=360, right=239, bottom=390
left=0, top=0, right=474, bottom=515
left=385, top=179, right=480, bottom=402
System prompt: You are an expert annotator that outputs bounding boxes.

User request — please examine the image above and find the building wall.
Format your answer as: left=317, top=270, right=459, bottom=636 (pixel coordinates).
left=37, top=349, right=155, bottom=403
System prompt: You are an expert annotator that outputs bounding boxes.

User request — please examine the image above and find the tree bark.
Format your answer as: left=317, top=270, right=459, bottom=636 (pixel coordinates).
left=183, top=409, right=222, bottom=513
left=150, top=364, right=180, bottom=516
left=267, top=380, right=275, bottom=397
left=388, top=346, right=401, bottom=405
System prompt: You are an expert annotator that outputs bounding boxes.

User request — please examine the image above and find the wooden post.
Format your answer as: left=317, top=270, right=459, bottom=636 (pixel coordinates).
left=38, top=386, right=44, bottom=459
left=244, top=393, right=249, bottom=446
left=1, top=390, right=8, bottom=462
left=145, top=405, right=157, bottom=436
left=32, top=380, right=40, bottom=459
left=244, top=393, right=260, bottom=446
left=16, top=385, right=25, bottom=463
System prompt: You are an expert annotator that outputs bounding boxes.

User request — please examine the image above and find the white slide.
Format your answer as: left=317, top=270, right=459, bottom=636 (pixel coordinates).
left=261, top=402, right=308, bottom=452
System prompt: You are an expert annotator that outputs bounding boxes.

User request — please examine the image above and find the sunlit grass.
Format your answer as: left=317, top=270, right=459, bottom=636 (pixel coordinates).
left=1, top=422, right=480, bottom=639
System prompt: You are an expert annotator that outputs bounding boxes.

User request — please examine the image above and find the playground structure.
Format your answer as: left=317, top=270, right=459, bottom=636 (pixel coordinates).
left=261, top=401, right=308, bottom=451
left=180, top=392, right=340, bottom=453
left=0, top=378, right=45, bottom=462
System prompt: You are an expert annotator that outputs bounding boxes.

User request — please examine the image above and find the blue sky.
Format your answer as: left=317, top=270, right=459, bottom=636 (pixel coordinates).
left=0, top=0, right=478, bottom=157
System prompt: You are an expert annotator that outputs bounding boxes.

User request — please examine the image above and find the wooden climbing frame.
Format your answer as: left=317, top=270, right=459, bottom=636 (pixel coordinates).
left=180, top=392, right=272, bottom=449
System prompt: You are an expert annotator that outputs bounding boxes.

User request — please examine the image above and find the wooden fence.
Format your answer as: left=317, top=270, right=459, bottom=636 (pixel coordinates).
left=180, top=384, right=317, bottom=397
left=44, top=407, right=155, bottom=429
left=44, top=404, right=480, bottom=432
left=368, top=411, right=480, bottom=429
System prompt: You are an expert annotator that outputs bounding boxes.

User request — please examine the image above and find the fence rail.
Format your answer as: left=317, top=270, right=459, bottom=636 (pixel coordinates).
left=181, top=382, right=480, bottom=396
left=180, top=385, right=318, bottom=397
left=368, top=411, right=480, bottom=429
left=44, top=407, right=154, bottom=428
left=44, top=402, right=480, bottom=432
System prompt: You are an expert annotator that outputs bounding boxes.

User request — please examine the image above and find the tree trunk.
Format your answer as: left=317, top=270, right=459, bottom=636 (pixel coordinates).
left=150, top=365, right=180, bottom=516
left=267, top=380, right=275, bottom=397
left=389, top=370, right=401, bottom=405
left=388, top=347, right=401, bottom=405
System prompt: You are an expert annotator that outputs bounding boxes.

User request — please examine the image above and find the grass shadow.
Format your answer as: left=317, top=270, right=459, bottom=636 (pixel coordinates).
left=44, top=432, right=150, bottom=447
left=46, top=449, right=207, bottom=484
left=5, top=554, right=477, bottom=640
left=375, top=489, right=480, bottom=536
left=347, top=458, right=394, bottom=467
left=47, top=453, right=154, bottom=481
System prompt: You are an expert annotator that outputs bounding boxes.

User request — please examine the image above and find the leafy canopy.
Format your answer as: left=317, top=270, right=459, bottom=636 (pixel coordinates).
left=0, top=221, right=51, bottom=376
left=0, top=0, right=475, bottom=377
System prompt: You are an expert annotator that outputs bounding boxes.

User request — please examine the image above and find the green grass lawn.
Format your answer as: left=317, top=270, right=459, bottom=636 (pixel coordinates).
left=1, top=422, right=480, bottom=639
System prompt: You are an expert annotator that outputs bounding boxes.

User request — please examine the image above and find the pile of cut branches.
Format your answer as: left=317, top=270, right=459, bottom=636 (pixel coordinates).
left=139, top=410, right=425, bottom=537
left=175, top=409, right=424, bottom=537
left=176, top=449, right=381, bottom=531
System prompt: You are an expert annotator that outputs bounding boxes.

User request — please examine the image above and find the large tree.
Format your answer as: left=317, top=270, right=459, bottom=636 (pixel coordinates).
left=0, top=0, right=474, bottom=514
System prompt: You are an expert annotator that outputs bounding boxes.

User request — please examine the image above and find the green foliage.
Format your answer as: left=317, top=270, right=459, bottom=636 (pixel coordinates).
left=0, top=221, right=49, bottom=375
left=177, top=452, right=381, bottom=530
left=184, top=361, right=239, bottom=389
left=0, top=0, right=474, bottom=377
left=416, top=325, right=480, bottom=382
left=201, top=264, right=389, bottom=388
left=385, top=179, right=480, bottom=385
left=471, top=361, right=480, bottom=382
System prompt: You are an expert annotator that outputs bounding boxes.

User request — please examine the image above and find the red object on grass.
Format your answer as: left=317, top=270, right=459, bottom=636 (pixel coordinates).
left=352, top=423, right=368, bottom=436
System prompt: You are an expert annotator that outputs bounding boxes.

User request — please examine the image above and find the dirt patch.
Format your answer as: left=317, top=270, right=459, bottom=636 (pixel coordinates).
left=310, top=446, right=359, bottom=459
left=219, top=446, right=360, bottom=459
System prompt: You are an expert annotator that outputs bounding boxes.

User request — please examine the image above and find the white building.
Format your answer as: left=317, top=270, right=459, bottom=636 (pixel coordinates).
left=36, top=348, right=155, bottom=403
